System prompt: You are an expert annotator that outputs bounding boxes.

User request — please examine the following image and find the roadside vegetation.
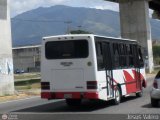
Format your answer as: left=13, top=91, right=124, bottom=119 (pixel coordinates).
left=0, top=73, right=41, bottom=102
left=14, top=72, right=41, bottom=80
left=14, top=72, right=41, bottom=91
left=153, top=45, right=160, bottom=66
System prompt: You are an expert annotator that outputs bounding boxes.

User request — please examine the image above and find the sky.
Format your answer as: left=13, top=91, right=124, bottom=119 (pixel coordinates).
left=10, top=0, right=119, bottom=17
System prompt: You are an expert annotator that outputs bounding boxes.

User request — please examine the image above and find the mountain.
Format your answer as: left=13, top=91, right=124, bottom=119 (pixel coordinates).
left=11, top=5, right=160, bottom=47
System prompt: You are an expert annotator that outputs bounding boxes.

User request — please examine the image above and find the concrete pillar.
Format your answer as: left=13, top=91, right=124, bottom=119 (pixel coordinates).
left=119, top=0, right=154, bottom=73
left=0, top=0, right=14, bottom=96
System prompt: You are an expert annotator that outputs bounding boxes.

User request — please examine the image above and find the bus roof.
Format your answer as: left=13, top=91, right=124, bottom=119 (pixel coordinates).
left=43, top=34, right=137, bottom=42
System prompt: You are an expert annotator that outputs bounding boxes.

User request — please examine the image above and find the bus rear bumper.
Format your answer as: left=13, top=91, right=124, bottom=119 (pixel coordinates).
left=41, top=92, right=99, bottom=100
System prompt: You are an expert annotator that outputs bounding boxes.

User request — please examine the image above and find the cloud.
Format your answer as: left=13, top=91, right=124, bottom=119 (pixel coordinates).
left=10, top=0, right=68, bottom=16
left=10, top=0, right=118, bottom=17
left=93, top=2, right=119, bottom=11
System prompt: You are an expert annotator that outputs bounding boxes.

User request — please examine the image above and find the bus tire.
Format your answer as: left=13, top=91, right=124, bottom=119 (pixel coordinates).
left=112, top=86, right=121, bottom=105
left=136, top=89, right=143, bottom=97
left=151, top=98, right=159, bottom=107
left=65, top=99, right=81, bottom=106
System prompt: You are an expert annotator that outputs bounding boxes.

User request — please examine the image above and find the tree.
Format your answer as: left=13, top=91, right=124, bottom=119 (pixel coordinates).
left=153, top=45, right=160, bottom=57
left=153, top=45, right=160, bottom=65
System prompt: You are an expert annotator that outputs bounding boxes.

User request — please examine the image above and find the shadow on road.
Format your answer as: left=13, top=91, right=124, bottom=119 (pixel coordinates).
left=142, top=103, right=160, bottom=108
left=13, top=96, right=140, bottom=113
left=142, top=103, right=152, bottom=108
left=120, top=96, right=138, bottom=103
left=14, top=100, right=111, bottom=112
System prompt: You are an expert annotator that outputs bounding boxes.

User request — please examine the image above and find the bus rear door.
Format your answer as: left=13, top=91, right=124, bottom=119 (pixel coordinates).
left=102, top=42, right=114, bottom=98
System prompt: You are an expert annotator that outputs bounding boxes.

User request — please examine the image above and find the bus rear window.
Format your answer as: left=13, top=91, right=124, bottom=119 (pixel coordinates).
left=45, top=40, right=89, bottom=59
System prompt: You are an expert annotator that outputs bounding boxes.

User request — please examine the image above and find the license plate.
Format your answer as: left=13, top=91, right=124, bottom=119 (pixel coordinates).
left=64, top=94, right=72, bottom=98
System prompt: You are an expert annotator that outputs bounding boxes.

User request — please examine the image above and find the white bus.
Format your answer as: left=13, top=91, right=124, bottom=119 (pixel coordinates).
left=41, top=34, right=146, bottom=106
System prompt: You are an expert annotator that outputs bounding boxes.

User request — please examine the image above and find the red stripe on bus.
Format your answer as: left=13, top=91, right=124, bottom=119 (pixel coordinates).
left=132, top=70, right=145, bottom=81
left=41, top=92, right=55, bottom=99
left=41, top=92, right=99, bottom=99
left=132, top=70, right=147, bottom=88
left=123, top=70, right=137, bottom=94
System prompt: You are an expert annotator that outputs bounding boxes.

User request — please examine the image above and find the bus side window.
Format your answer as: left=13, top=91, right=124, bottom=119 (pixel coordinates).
left=119, top=44, right=127, bottom=68
left=113, top=43, right=119, bottom=69
left=129, top=45, right=134, bottom=67
left=96, top=42, right=105, bottom=70
left=126, top=44, right=132, bottom=67
left=123, top=44, right=127, bottom=67
left=122, top=44, right=127, bottom=67
left=138, top=47, right=144, bottom=67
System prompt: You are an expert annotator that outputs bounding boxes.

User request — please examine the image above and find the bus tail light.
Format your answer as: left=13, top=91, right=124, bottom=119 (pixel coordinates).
left=41, top=82, right=50, bottom=90
left=153, top=80, right=158, bottom=89
left=87, top=81, right=97, bottom=89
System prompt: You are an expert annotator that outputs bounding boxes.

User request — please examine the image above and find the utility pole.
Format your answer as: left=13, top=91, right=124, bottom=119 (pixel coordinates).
left=64, top=21, right=72, bottom=34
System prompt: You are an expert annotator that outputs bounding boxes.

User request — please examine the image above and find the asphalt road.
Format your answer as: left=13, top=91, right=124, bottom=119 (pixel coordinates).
left=0, top=75, right=160, bottom=120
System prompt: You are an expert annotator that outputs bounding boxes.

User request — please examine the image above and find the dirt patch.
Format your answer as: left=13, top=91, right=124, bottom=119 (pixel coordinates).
left=0, top=91, right=40, bottom=103
left=146, top=73, right=156, bottom=78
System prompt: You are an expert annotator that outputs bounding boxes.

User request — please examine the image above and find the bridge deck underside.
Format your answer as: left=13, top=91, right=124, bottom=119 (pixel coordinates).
left=105, top=0, right=160, bottom=11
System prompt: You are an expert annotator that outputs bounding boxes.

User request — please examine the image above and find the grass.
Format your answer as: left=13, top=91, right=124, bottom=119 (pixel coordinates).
left=15, top=83, right=41, bottom=90
left=154, top=67, right=160, bottom=72
left=145, top=66, right=160, bottom=75
left=14, top=72, right=41, bottom=91
left=15, top=79, right=41, bottom=91
left=14, top=79, right=40, bottom=86
left=149, top=67, right=160, bottom=74
left=14, top=72, right=41, bottom=80
left=0, top=72, right=41, bottom=102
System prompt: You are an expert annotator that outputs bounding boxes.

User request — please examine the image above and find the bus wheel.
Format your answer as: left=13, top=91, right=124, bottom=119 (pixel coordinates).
left=112, top=86, right=121, bottom=105
left=136, top=89, right=143, bottom=97
left=65, top=99, right=81, bottom=106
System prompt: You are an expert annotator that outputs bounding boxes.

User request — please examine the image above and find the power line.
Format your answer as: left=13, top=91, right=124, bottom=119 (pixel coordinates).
left=64, top=21, right=72, bottom=34
left=11, top=18, right=72, bottom=23
left=11, top=18, right=84, bottom=34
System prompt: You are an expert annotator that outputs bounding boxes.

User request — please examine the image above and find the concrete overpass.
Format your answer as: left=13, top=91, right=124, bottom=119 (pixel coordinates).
left=106, top=0, right=160, bottom=19
left=105, top=0, right=160, bottom=73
